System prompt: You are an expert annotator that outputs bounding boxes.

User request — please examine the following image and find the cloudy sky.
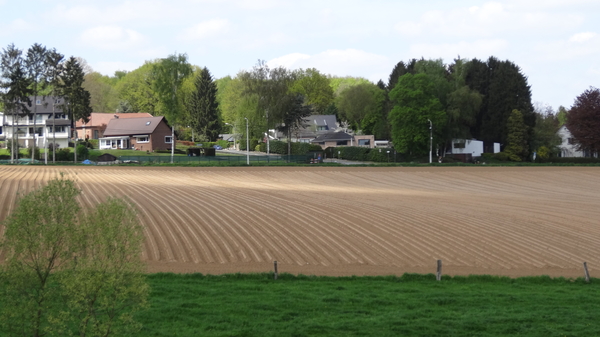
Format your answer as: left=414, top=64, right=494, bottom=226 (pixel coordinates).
left=1, top=0, right=599, bottom=109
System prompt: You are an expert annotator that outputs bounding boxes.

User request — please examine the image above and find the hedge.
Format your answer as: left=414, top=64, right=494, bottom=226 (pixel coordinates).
left=323, top=146, right=402, bottom=162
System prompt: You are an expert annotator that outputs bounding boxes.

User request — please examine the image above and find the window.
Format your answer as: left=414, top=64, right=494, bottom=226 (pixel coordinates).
left=165, top=136, right=173, bottom=144
left=358, top=139, right=370, bottom=146
left=317, top=126, right=327, bottom=131
left=568, top=138, right=576, bottom=145
left=0, top=126, right=3, bottom=134
left=93, top=130, right=99, bottom=139
left=453, top=142, right=466, bottom=149
left=49, top=126, right=65, bottom=133
left=336, top=140, right=347, bottom=146
left=137, top=136, right=149, bottom=143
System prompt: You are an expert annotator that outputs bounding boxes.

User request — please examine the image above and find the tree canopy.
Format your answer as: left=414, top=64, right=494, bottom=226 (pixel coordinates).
left=566, top=87, right=600, bottom=153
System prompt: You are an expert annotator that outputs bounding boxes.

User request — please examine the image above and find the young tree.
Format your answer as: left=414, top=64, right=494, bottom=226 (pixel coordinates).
left=566, top=87, right=600, bottom=154
left=0, top=44, right=33, bottom=163
left=152, top=53, right=193, bottom=161
left=25, top=43, right=48, bottom=162
left=389, top=73, right=446, bottom=157
left=335, top=82, right=386, bottom=137
left=503, top=109, right=529, bottom=161
left=532, top=105, right=561, bottom=157
left=185, top=67, right=220, bottom=142
left=0, top=175, right=148, bottom=336
left=277, top=93, right=312, bottom=156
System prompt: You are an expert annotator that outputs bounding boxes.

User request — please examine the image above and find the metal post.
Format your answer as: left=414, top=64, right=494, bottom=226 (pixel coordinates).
left=428, top=119, right=432, bottom=164
left=245, top=117, right=249, bottom=165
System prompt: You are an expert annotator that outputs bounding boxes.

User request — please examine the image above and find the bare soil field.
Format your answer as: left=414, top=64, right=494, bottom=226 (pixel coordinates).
left=1, top=166, right=599, bottom=278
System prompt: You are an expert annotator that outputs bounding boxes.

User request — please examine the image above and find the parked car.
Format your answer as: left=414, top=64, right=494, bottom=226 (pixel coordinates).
left=213, top=145, right=223, bottom=150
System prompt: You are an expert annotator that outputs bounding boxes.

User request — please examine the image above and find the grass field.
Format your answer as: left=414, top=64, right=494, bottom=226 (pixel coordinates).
left=134, top=273, right=600, bottom=336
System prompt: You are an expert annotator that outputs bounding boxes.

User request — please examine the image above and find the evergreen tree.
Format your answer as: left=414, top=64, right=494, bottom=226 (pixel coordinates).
left=503, top=109, right=529, bottom=161
left=186, top=67, right=221, bottom=142
left=61, top=57, right=92, bottom=163
left=25, top=43, right=48, bottom=162
left=387, top=59, right=416, bottom=91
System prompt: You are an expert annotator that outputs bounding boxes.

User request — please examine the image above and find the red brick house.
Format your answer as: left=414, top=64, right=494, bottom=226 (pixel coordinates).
left=76, top=112, right=153, bottom=140
left=99, top=116, right=174, bottom=151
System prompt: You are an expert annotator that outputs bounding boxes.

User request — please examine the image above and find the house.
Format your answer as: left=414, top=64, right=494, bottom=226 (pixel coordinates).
left=447, top=139, right=500, bottom=162
left=99, top=116, right=173, bottom=151
left=75, top=112, right=153, bottom=140
left=290, top=115, right=338, bottom=143
left=311, top=131, right=375, bottom=149
left=0, top=97, right=71, bottom=148
left=557, top=125, right=598, bottom=158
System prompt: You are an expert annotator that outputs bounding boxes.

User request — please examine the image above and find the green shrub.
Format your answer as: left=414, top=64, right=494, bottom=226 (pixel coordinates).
left=76, top=144, right=89, bottom=159
left=27, top=146, right=41, bottom=160
left=88, top=139, right=98, bottom=149
left=308, top=144, right=322, bottom=152
left=216, top=140, right=230, bottom=148
left=56, top=148, right=73, bottom=161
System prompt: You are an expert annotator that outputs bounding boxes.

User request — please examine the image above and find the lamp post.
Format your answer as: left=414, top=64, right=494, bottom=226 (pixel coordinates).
left=225, top=122, right=236, bottom=150
left=244, top=117, right=249, bottom=165
left=427, top=119, right=432, bottom=164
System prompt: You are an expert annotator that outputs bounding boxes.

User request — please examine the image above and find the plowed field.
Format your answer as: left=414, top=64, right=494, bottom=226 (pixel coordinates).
left=1, top=166, right=599, bottom=277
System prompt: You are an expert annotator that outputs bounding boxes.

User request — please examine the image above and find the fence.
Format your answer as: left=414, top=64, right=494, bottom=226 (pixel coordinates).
left=117, top=154, right=312, bottom=165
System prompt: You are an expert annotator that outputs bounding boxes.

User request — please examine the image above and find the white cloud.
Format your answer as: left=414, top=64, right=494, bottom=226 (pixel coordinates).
left=81, top=26, right=147, bottom=50
left=569, top=32, right=597, bottom=43
left=395, top=1, right=584, bottom=38
left=179, top=19, right=230, bottom=40
left=268, top=49, right=391, bottom=83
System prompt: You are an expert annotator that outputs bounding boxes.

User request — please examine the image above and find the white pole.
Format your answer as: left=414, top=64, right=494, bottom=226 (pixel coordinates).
left=428, top=119, right=432, bottom=164
left=245, top=117, right=249, bottom=165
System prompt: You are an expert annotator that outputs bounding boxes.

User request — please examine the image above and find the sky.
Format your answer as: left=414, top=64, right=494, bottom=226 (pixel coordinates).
left=1, top=0, right=599, bottom=109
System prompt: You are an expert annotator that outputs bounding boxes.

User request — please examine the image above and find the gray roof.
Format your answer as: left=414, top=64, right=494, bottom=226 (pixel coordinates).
left=304, top=115, right=337, bottom=128
left=312, top=131, right=353, bottom=143
left=103, top=116, right=167, bottom=136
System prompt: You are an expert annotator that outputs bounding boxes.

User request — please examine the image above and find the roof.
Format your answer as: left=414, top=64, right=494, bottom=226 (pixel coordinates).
left=312, top=131, right=353, bottom=143
left=76, top=112, right=154, bottom=128
left=102, top=116, right=167, bottom=136
left=304, top=115, right=337, bottom=128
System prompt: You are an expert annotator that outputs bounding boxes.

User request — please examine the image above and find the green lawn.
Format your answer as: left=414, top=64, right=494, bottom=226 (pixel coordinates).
left=134, top=273, right=600, bottom=337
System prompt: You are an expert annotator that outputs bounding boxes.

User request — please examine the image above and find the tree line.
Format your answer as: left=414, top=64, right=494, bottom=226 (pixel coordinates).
left=6, top=42, right=595, bottom=160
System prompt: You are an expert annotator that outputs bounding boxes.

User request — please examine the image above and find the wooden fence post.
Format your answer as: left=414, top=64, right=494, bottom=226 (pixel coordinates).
left=436, top=260, right=442, bottom=281
left=274, top=261, right=278, bottom=280
left=583, top=262, right=590, bottom=283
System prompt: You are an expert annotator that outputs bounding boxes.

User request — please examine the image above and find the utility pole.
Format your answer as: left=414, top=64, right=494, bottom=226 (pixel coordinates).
left=245, top=117, right=249, bottom=165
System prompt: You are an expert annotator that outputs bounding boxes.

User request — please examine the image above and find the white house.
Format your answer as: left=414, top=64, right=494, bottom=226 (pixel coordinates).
left=557, top=125, right=598, bottom=158
left=447, top=139, right=500, bottom=161
left=0, top=97, right=71, bottom=149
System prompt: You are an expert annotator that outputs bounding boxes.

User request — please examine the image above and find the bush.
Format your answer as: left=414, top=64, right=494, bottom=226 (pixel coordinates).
left=56, top=148, right=73, bottom=161
left=26, top=146, right=41, bottom=160
left=76, top=144, right=89, bottom=159
left=255, top=144, right=261, bottom=152
left=5, top=139, right=20, bottom=156
left=88, top=139, right=98, bottom=149
left=308, top=144, right=323, bottom=152
left=217, top=140, right=230, bottom=148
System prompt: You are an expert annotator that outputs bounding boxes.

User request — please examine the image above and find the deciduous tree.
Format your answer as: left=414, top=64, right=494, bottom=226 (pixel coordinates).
left=566, top=87, right=600, bottom=154
left=389, top=73, right=446, bottom=157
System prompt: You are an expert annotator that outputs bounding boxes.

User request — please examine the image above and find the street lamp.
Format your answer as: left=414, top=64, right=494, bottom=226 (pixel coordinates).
left=427, top=119, right=432, bottom=164
left=225, top=123, right=236, bottom=150
left=244, top=117, right=249, bottom=165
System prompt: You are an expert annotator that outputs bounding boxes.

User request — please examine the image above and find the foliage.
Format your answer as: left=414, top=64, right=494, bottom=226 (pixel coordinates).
left=27, top=145, right=41, bottom=160
left=256, top=140, right=311, bottom=155
left=335, top=82, right=387, bottom=137
left=61, top=56, right=93, bottom=125
left=277, top=94, right=313, bottom=154
left=83, top=71, right=120, bottom=113
left=502, top=109, right=529, bottom=161
left=291, top=68, right=334, bottom=113
left=531, top=105, right=561, bottom=156
left=566, top=86, right=600, bottom=153
left=115, top=61, right=162, bottom=114
left=465, top=57, right=535, bottom=148
left=387, top=59, right=417, bottom=91
left=184, top=67, right=221, bottom=141
left=151, top=53, right=193, bottom=125
left=0, top=176, right=148, bottom=336
left=329, top=76, right=372, bottom=96
left=76, top=143, right=89, bottom=159
left=389, top=73, right=446, bottom=156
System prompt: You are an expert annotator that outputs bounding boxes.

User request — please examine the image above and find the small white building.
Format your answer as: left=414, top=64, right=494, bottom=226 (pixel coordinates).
left=0, top=97, right=71, bottom=149
left=557, top=125, right=598, bottom=158
left=447, top=139, right=500, bottom=161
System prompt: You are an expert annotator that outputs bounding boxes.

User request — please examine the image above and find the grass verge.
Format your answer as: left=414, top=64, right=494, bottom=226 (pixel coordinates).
left=134, top=273, right=600, bottom=336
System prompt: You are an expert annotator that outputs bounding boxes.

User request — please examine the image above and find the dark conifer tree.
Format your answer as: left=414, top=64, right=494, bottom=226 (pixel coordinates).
left=186, top=67, right=220, bottom=141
